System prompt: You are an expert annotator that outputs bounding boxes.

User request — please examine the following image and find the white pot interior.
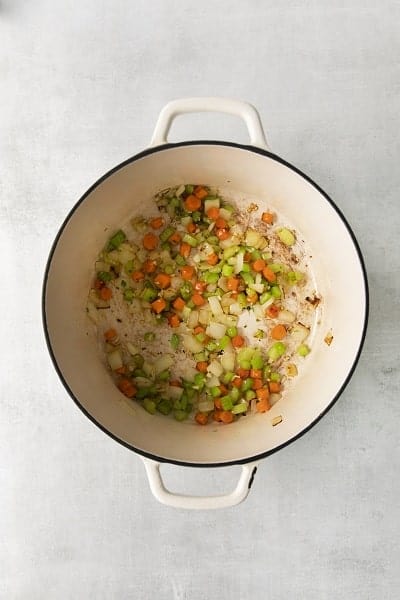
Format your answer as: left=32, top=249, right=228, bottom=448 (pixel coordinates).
left=44, top=143, right=367, bottom=465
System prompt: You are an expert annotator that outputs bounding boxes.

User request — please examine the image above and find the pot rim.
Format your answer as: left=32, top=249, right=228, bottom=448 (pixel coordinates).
left=42, top=140, right=369, bottom=467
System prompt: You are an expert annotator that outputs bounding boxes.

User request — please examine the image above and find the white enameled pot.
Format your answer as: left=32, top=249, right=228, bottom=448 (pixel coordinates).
left=43, top=98, right=368, bottom=509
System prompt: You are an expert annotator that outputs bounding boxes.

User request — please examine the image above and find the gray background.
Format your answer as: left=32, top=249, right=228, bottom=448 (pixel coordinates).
left=1, top=1, right=399, bottom=598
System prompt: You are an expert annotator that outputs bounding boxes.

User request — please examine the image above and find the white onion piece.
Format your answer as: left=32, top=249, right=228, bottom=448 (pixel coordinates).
left=171, top=276, right=183, bottom=290
left=207, top=359, right=224, bottom=377
left=269, top=393, right=282, bottom=406
left=127, top=342, right=140, bottom=355
left=167, top=385, right=184, bottom=400
left=198, top=309, right=211, bottom=325
left=143, top=361, right=155, bottom=379
left=228, top=302, right=242, bottom=316
left=278, top=309, right=296, bottom=323
left=206, top=321, right=227, bottom=339
left=219, top=207, right=231, bottom=221
left=234, top=251, right=244, bottom=274
left=154, top=354, right=174, bottom=374
left=182, top=334, right=204, bottom=354
left=205, top=374, right=220, bottom=388
left=198, top=399, right=215, bottom=412
left=220, top=351, right=235, bottom=372
left=250, top=283, right=265, bottom=294
left=187, top=310, right=199, bottom=330
left=218, top=276, right=229, bottom=292
left=107, top=349, right=123, bottom=371
left=86, top=301, right=99, bottom=323
left=176, top=184, right=185, bottom=197
left=291, top=324, right=310, bottom=343
left=208, top=295, right=223, bottom=316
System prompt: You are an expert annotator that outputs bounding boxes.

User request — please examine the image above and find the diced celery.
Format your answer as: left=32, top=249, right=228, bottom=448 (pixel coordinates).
left=271, top=286, right=281, bottom=299
left=232, top=402, right=247, bottom=415
left=218, top=335, right=231, bottom=350
left=159, top=226, right=175, bottom=243
left=287, top=271, right=303, bottom=284
left=240, top=263, right=251, bottom=273
left=107, top=229, right=126, bottom=250
left=157, top=399, right=172, bottom=415
left=124, top=288, right=135, bottom=302
left=97, top=271, right=113, bottom=282
left=223, top=245, right=240, bottom=260
left=245, top=390, right=256, bottom=401
left=222, top=264, right=234, bottom=277
left=185, top=184, right=194, bottom=195
left=268, top=342, right=286, bottom=361
left=277, top=228, right=296, bottom=246
left=211, top=386, right=222, bottom=398
left=259, top=291, right=272, bottom=305
left=194, top=373, right=206, bottom=388
left=222, top=371, right=235, bottom=384
left=174, top=410, right=188, bottom=421
left=297, top=344, right=311, bottom=357
left=141, top=287, right=158, bottom=302
left=192, top=211, right=202, bottom=222
left=250, top=351, right=264, bottom=370
left=183, top=233, right=199, bottom=247
left=226, top=326, right=238, bottom=338
left=221, top=396, right=233, bottom=411
left=238, top=359, right=251, bottom=370
left=270, top=372, right=281, bottom=382
left=241, top=378, right=254, bottom=392
left=175, top=254, right=186, bottom=266
left=179, top=281, right=192, bottom=300
left=230, top=387, right=240, bottom=402
left=206, top=341, right=218, bottom=352
left=203, top=271, right=219, bottom=284
left=143, top=399, right=157, bottom=415
left=144, top=331, right=155, bottom=342
left=157, top=370, right=170, bottom=381
left=242, top=272, right=254, bottom=287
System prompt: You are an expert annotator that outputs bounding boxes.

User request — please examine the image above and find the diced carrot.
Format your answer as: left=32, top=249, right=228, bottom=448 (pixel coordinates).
left=213, top=410, right=223, bottom=422
left=252, top=259, right=266, bottom=272
left=194, top=280, right=207, bottom=292
left=196, top=361, right=208, bottom=373
left=269, top=381, right=281, bottom=393
left=192, top=293, right=205, bottom=306
left=266, top=304, right=280, bottom=318
left=216, top=228, right=230, bottom=241
left=115, top=366, right=127, bottom=375
left=244, top=252, right=252, bottom=262
left=173, top=297, right=186, bottom=311
left=262, top=266, right=276, bottom=283
left=193, top=325, right=205, bottom=335
left=226, top=276, right=239, bottom=291
left=179, top=242, right=191, bottom=258
left=170, top=380, right=182, bottom=387
left=250, top=368, right=262, bottom=379
left=232, top=377, right=243, bottom=388
left=131, top=270, right=144, bottom=282
left=151, top=298, right=166, bottom=313
left=142, top=232, right=158, bottom=250
left=214, top=398, right=223, bottom=410
left=104, top=328, right=117, bottom=341
left=186, top=221, right=197, bottom=233
left=206, top=252, right=219, bottom=266
left=232, top=335, right=245, bottom=348
left=215, top=217, right=227, bottom=229
left=184, top=194, right=201, bottom=212
left=219, top=384, right=228, bottom=395
left=154, top=273, right=171, bottom=289
left=219, top=411, right=234, bottom=424
left=206, top=207, right=220, bottom=220
left=143, top=259, right=157, bottom=273
left=236, top=368, right=250, bottom=378
left=194, top=186, right=208, bottom=199
left=261, top=212, right=274, bottom=224
left=271, top=324, right=286, bottom=340
left=100, top=286, right=112, bottom=301
left=168, top=313, right=181, bottom=328
left=195, top=412, right=209, bottom=425
left=150, top=217, right=164, bottom=229
left=252, top=378, right=263, bottom=390
left=256, top=387, right=271, bottom=412
left=169, top=231, right=182, bottom=244
left=94, top=278, right=104, bottom=289
left=117, top=378, right=137, bottom=398
left=181, top=265, right=195, bottom=280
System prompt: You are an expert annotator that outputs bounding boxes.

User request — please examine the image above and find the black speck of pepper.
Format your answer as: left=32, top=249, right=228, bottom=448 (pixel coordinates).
left=117, top=318, right=122, bottom=323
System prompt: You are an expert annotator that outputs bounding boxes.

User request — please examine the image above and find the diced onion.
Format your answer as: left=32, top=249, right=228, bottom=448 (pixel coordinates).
left=270, top=393, right=282, bottom=406
left=220, top=351, right=235, bottom=372
left=86, top=301, right=99, bottom=323
left=187, top=310, right=199, bottom=329
left=171, top=276, right=183, bottom=290
left=234, top=251, right=244, bottom=274
left=198, top=399, right=215, bottom=412
left=182, top=334, right=204, bottom=354
left=208, top=295, right=223, bottom=316
left=205, top=375, right=220, bottom=388
left=154, top=354, right=174, bottom=374
left=107, top=349, right=123, bottom=371
left=207, top=360, right=224, bottom=377
left=205, top=321, right=227, bottom=339
left=291, top=324, right=310, bottom=343
left=198, top=309, right=211, bottom=325
left=278, top=309, right=296, bottom=323
left=228, top=302, right=242, bottom=316
left=167, top=385, right=184, bottom=399
left=127, top=342, right=140, bottom=355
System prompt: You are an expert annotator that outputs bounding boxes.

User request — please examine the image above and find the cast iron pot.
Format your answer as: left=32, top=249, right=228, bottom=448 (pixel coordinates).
left=43, top=98, right=368, bottom=508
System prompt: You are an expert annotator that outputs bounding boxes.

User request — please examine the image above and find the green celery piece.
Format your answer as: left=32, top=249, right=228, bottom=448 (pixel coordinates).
left=97, top=271, right=113, bottom=282
left=241, top=378, right=254, bottom=392
left=157, top=399, right=172, bottom=415
left=220, top=396, right=233, bottom=411
left=143, top=399, right=157, bottom=414
left=232, top=403, right=247, bottom=415
left=160, top=226, right=175, bottom=243
left=107, top=229, right=126, bottom=250
left=174, top=410, right=188, bottom=421
left=268, top=342, right=286, bottom=361
left=170, top=334, right=180, bottom=350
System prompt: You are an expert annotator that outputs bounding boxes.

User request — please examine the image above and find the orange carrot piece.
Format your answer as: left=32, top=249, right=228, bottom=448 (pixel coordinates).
left=115, top=366, right=127, bottom=375
left=118, top=378, right=137, bottom=398
left=181, top=265, right=195, bottom=280
left=250, top=368, right=262, bottom=379
left=194, top=280, right=207, bottom=292
left=271, top=324, right=286, bottom=340
left=226, top=276, right=239, bottom=291
left=266, top=304, right=279, bottom=318
left=154, top=273, right=171, bottom=289
left=193, top=325, right=205, bottom=335
left=256, top=387, right=270, bottom=402
left=142, top=232, right=158, bottom=250
left=232, top=377, right=243, bottom=388
left=215, top=217, right=227, bottom=229
left=256, top=387, right=271, bottom=412
left=170, top=380, right=182, bottom=387
left=169, top=231, right=182, bottom=244
left=94, top=278, right=104, bottom=290
left=262, top=266, right=276, bottom=283
left=236, top=368, right=250, bottom=378
left=206, top=252, right=219, bottom=266
left=192, top=293, right=205, bottom=306
left=232, top=335, right=245, bottom=348
left=214, top=398, right=223, bottom=410
left=206, top=207, right=220, bottom=220
left=173, top=297, right=186, bottom=311
left=216, top=228, right=230, bottom=241
left=219, top=411, right=234, bottom=424
left=143, top=259, right=157, bottom=273
left=179, top=242, right=191, bottom=258
left=269, top=381, right=281, bottom=393
left=131, top=270, right=145, bottom=282
left=213, top=410, right=223, bottom=422
left=150, top=217, right=164, bottom=230
left=194, top=186, right=208, bottom=199
left=196, top=361, right=208, bottom=373
left=195, top=412, right=208, bottom=425
left=186, top=221, right=197, bottom=233
left=104, top=328, right=117, bottom=341
left=261, top=212, right=274, bottom=224
left=252, top=378, right=263, bottom=390
left=184, top=194, right=201, bottom=212
left=252, top=259, right=266, bottom=272
left=168, top=313, right=181, bottom=328
left=151, top=297, right=166, bottom=313
left=100, top=286, right=112, bottom=301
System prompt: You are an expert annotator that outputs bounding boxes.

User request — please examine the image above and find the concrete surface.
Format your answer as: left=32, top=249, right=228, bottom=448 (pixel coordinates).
left=1, top=1, right=399, bottom=598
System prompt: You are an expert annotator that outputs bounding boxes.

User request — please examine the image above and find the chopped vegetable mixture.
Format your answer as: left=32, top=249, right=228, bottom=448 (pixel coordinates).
left=87, top=184, right=316, bottom=425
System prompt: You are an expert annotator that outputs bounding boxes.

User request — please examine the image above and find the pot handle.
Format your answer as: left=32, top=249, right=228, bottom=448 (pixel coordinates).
left=142, top=457, right=258, bottom=510
left=150, top=97, right=269, bottom=149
